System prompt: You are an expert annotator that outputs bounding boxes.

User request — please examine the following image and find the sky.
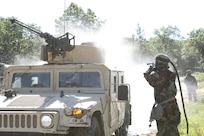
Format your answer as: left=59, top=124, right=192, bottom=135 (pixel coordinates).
left=1, top=0, right=204, bottom=39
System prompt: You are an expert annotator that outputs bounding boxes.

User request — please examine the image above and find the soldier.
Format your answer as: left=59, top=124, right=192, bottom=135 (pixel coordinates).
left=144, top=54, right=180, bottom=136
left=184, top=70, right=198, bottom=102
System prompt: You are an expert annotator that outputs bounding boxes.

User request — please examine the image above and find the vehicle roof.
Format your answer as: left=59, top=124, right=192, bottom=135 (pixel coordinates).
left=5, top=63, right=109, bottom=71
left=5, top=63, right=125, bottom=73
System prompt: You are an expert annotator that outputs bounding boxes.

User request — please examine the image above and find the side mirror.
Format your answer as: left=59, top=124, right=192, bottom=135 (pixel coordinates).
left=118, top=85, right=129, bottom=101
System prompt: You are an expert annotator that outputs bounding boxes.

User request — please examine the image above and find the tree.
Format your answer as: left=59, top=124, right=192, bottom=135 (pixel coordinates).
left=55, top=2, right=105, bottom=35
left=125, top=24, right=204, bottom=72
left=188, top=29, right=204, bottom=57
left=186, top=29, right=204, bottom=71
left=0, top=17, right=42, bottom=64
left=154, top=25, right=181, bottom=52
left=122, top=24, right=147, bottom=63
left=135, top=23, right=145, bottom=43
left=153, top=26, right=182, bottom=67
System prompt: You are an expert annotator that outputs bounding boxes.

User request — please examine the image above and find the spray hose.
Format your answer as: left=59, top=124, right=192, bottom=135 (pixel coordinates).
left=170, top=61, right=189, bottom=135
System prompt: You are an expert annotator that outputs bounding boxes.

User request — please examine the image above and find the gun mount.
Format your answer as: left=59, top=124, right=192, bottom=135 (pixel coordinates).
left=10, top=19, right=75, bottom=63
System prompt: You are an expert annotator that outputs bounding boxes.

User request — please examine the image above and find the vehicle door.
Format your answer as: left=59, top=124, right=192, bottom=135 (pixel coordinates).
left=110, top=71, right=119, bottom=129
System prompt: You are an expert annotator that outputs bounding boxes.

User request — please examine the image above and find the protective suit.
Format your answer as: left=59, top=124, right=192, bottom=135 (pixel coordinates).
left=184, top=70, right=198, bottom=102
left=144, top=54, right=180, bottom=136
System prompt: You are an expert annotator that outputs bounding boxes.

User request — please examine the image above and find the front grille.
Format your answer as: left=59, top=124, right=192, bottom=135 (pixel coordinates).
left=0, top=114, right=38, bottom=128
left=0, top=111, right=58, bottom=133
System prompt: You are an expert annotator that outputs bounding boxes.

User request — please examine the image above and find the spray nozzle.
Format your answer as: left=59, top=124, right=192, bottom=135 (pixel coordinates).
left=147, top=63, right=155, bottom=70
left=147, top=62, right=155, bottom=67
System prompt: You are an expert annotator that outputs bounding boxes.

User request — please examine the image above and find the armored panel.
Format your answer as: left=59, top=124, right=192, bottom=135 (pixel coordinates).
left=42, top=45, right=105, bottom=64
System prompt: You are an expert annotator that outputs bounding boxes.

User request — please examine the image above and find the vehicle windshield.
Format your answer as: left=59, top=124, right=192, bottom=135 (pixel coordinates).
left=12, top=72, right=50, bottom=88
left=11, top=71, right=101, bottom=88
left=59, top=72, right=101, bottom=88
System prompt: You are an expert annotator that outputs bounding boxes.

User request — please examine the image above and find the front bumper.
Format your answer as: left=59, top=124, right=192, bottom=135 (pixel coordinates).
left=0, top=110, right=91, bottom=135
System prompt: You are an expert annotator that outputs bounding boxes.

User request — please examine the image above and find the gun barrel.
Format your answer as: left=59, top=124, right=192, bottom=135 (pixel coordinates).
left=10, top=18, right=76, bottom=59
left=10, top=19, right=41, bottom=35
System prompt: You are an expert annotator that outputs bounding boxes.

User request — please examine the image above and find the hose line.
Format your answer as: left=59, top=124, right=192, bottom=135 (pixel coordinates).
left=170, top=61, right=189, bottom=135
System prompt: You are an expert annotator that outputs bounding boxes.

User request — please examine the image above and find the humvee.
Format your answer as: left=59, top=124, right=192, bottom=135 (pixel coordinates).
left=0, top=19, right=131, bottom=136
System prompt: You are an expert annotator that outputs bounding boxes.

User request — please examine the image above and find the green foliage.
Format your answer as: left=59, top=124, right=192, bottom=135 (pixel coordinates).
left=132, top=24, right=204, bottom=73
left=0, top=17, right=42, bottom=64
left=135, top=23, right=146, bottom=43
left=188, top=29, right=204, bottom=58
left=153, top=25, right=181, bottom=57
left=193, top=72, right=204, bottom=88
left=0, top=2, right=204, bottom=74
left=0, top=3, right=105, bottom=66
left=0, top=17, right=20, bottom=63
left=55, top=2, right=105, bottom=35
left=178, top=102, right=204, bottom=136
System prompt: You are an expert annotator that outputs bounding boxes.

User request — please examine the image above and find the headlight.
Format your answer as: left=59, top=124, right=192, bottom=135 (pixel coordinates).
left=64, top=107, right=73, bottom=116
left=73, top=108, right=83, bottom=118
left=41, top=114, right=53, bottom=128
left=64, top=107, right=89, bottom=119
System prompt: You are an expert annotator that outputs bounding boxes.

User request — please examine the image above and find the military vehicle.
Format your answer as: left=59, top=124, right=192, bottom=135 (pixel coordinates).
left=0, top=19, right=131, bottom=136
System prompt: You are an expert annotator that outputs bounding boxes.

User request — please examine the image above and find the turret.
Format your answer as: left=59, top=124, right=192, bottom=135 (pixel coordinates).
left=10, top=19, right=76, bottom=63
left=10, top=19, right=105, bottom=64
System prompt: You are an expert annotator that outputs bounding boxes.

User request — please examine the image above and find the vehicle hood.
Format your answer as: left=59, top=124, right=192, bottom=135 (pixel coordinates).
left=0, top=93, right=106, bottom=110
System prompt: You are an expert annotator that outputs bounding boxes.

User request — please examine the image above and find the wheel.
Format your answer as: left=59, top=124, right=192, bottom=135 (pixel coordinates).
left=115, top=103, right=131, bottom=136
left=115, top=120, right=129, bottom=136
left=89, top=116, right=101, bottom=136
left=68, top=116, right=101, bottom=136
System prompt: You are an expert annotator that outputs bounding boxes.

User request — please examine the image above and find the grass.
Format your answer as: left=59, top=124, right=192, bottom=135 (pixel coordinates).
left=194, top=72, right=204, bottom=88
left=178, top=101, right=204, bottom=136
left=148, top=72, right=204, bottom=136
left=177, top=72, right=204, bottom=136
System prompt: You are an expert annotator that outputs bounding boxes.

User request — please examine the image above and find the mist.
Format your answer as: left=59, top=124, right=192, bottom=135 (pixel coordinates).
left=12, top=18, right=159, bottom=135
left=86, top=23, right=158, bottom=135
left=14, top=55, right=47, bottom=65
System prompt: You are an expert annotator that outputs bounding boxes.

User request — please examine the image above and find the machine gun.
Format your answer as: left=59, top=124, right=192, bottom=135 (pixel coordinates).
left=10, top=19, right=75, bottom=61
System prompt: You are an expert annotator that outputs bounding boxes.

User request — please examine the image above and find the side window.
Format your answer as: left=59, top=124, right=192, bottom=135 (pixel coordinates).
left=114, top=76, right=116, bottom=92
left=121, top=76, right=124, bottom=84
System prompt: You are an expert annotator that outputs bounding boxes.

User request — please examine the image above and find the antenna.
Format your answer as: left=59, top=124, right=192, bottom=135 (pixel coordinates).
left=64, top=0, right=66, bottom=33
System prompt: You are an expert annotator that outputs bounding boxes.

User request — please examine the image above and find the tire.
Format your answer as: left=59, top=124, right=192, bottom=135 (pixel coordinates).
left=89, top=116, right=101, bottom=136
left=115, top=103, right=131, bottom=136
left=68, top=116, right=101, bottom=136
left=115, top=120, right=129, bottom=136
